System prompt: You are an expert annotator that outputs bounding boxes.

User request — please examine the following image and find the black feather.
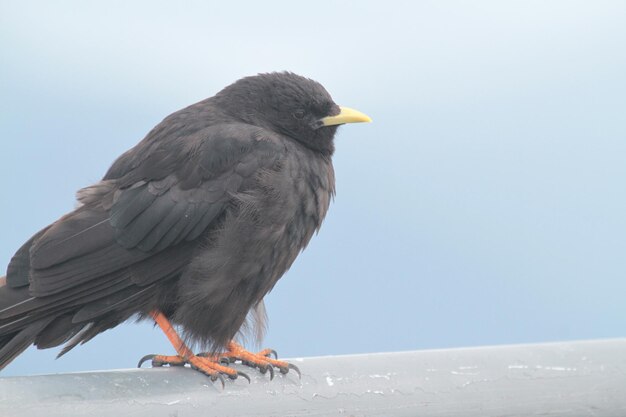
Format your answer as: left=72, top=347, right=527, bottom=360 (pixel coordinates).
left=6, top=227, right=50, bottom=288
left=35, top=314, right=84, bottom=349
left=109, top=183, right=156, bottom=229
left=0, top=317, right=55, bottom=367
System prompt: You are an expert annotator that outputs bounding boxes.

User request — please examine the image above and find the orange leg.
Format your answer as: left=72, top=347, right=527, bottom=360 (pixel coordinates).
left=138, top=310, right=249, bottom=386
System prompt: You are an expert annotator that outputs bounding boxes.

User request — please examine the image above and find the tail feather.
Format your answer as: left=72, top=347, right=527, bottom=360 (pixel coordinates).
left=0, top=317, right=55, bottom=370
left=33, top=314, right=84, bottom=349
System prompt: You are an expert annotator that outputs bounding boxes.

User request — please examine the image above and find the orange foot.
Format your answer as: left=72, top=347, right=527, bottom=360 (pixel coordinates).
left=137, top=311, right=250, bottom=387
left=201, top=341, right=301, bottom=380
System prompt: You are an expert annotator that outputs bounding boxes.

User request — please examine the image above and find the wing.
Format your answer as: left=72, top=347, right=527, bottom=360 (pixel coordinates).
left=5, top=122, right=284, bottom=299
left=0, top=122, right=284, bottom=363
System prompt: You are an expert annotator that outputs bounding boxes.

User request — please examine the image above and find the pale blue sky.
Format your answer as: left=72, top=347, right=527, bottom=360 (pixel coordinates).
left=1, top=0, right=625, bottom=376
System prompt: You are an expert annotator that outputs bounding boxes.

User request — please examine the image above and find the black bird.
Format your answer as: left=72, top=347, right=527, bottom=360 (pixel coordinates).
left=0, top=72, right=370, bottom=380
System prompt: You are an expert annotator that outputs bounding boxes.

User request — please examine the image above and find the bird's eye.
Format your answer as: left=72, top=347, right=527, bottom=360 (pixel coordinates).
left=292, top=110, right=305, bottom=120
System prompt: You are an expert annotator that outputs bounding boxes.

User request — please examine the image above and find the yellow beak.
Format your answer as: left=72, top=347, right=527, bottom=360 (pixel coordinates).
left=321, top=106, right=372, bottom=127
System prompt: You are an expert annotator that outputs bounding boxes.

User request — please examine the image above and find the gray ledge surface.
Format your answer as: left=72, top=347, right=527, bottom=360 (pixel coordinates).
left=1, top=338, right=626, bottom=417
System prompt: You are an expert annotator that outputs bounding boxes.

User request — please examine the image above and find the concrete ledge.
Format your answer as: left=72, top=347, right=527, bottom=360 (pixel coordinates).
left=1, top=338, right=626, bottom=416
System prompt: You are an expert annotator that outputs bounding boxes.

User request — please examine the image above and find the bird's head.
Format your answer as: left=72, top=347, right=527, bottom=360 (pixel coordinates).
left=214, top=72, right=371, bottom=155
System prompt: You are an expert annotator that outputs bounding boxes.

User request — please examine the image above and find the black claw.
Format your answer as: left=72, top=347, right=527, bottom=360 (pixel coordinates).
left=138, top=354, right=157, bottom=368
left=285, top=363, right=301, bottom=379
left=237, top=370, right=251, bottom=383
left=219, top=357, right=230, bottom=365
left=248, top=362, right=270, bottom=379
left=215, top=373, right=226, bottom=389
left=266, top=349, right=278, bottom=359
left=205, top=370, right=225, bottom=389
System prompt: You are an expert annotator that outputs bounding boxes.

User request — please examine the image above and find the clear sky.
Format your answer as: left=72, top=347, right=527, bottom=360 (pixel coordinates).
left=1, top=1, right=625, bottom=376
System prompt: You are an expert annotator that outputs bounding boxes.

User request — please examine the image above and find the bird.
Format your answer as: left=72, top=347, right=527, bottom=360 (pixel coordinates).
left=0, top=72, right=371, bottom=382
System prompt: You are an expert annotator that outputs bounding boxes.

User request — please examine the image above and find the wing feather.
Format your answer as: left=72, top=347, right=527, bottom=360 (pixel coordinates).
left=1, top=123, right=284, bottom=356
